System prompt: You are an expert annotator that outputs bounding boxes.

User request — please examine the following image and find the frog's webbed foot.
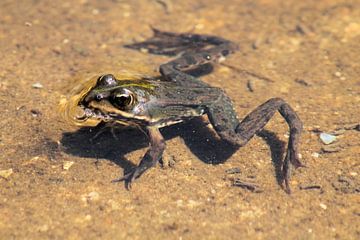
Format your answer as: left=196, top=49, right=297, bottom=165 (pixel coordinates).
left=111, top=167, right=144, bottom=190
left=282, top=143, right=305, bottom=193
left=207, top=96, right=304, bottom=194
left=112, top=127, right=165, bottom=190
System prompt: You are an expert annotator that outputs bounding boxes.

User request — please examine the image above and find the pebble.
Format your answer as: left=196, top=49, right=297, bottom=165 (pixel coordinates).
left=140, top=48, right=149, bottom=53
left=176, top=199, right=184, bottom=207
left=22, top=156, right=41, bottom=166
left=81, top=191, right=100, bottom=203
left=32, top=82, right=43, bottom=89
left=319, top=203, right=327, bottom=210
left=63, top=161, right=74, bottom=170
left=75, top=215, right=92, bottom=224
left=322, top=145, right=341, bottom=153
left=187, top=199, right=201, bottom=208
left=311, top=152, right=320, bottom=158
left=0, top=168, right=13, bottom=179
left=319, top=132, right=336, bottom=145
left=92, top=9, right=99, bottom=15
left=225, top=167, right=241, bottom=174
left=334, top=71, right=342, bottom=77
left=38, top=224, right=49, bottom=232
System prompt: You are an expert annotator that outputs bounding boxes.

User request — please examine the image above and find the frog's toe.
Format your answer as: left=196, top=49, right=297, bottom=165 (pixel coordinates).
left=286, top=147, right=305, bottom=169
left=112, top=167, right=145, bottom=190
left=282, top=148, right=306, bottom=194
left=112, top=171, right=134, bottom=189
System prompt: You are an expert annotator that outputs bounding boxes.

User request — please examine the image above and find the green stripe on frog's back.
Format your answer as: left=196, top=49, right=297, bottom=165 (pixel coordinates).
left=92, top=79, right=157, bottom=94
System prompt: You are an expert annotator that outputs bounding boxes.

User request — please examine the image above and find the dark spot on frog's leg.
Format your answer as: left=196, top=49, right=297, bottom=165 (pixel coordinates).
left=207, top=96, right=303, bottom=193
left=112, top=127, right=165, bottom=189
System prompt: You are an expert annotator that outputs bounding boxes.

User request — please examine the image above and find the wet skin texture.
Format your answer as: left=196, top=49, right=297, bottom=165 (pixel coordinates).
left=79, top=29, right=304, bottom=193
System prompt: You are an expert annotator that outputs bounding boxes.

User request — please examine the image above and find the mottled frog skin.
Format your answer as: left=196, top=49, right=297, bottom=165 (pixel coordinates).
left=67, top=29, right=304, bottom=193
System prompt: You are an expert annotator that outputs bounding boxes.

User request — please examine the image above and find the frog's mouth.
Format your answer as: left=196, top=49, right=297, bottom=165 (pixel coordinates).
left=76, top=100, right=149, bottom=126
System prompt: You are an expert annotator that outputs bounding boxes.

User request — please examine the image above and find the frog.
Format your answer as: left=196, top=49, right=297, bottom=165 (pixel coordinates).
left=67, top=29, right=304, bottom=193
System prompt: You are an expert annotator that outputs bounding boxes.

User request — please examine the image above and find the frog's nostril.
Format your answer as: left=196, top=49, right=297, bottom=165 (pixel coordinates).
left=96, top=94, right=103, bottom=101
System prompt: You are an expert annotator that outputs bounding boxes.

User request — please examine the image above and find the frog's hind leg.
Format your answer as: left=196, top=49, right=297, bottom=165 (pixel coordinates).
left=125, top=29, right=238, bottom=84
left=125, top=28, right=237, bottom=57
left=207, top=96, right=304, bottom=193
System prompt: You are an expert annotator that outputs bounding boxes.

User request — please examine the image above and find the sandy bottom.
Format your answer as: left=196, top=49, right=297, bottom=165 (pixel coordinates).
left=0, top=0, right=359, bottom=239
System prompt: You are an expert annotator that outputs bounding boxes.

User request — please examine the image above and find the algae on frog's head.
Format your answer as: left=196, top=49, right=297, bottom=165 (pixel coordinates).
left=59, top=61, right=157, bottom=127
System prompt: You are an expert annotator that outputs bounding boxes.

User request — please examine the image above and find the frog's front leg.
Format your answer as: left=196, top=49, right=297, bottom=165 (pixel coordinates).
left=207, top=95, right=304, bottom=193
left=112, top=127, right=165, bottom=189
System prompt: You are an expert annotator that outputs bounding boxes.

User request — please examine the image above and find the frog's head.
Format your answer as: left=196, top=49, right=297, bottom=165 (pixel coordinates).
left=74, top=74, right=155, bottom=126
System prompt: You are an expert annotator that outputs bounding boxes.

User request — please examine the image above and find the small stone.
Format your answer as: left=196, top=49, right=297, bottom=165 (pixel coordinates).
left=161, top=153, right=176, bottom=168
left=82, top=191, right=100, bottom=203
left=176, top=199, right=183, bottom=207
left=349, top=172, right=357, bottom=176
left=319, top=203, right=327, bottom=210
left=225, top=167, right=241, bottom=174
left=334, top=71, right=342, bottom=77
left=311, top=152, right=320, bottom=158
left=322, top=145, right=341, bottom=153
left=22, top=156, right=41, bottom=166
left=38, top=224, right=49, bottom=232
left=32, top=82, right=43, bottom=89
left=140, top=48, right=149, bottom=53
left=30, top=109, right=41, bottom=117
left=77, top=215, right=92, bottom=223
left=63, top=161, right=74, bottom=170
left=331, top=129, right=346, bottom=135
left=187, top=199, right=201, bottom=208
left=0, top=169, right=13, bottom=179
left=92, top=9, right=99, bottom=15
left=319, top=132, right=336, bottom=145
left=87, top=191, right=100, bottom=202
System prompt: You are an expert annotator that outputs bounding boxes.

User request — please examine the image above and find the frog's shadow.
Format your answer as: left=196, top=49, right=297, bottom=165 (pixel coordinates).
left=60, top=118, right=285, bottom=184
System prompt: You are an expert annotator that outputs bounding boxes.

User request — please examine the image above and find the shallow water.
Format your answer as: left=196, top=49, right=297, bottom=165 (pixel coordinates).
left=0, top=0, right=359, bottom=239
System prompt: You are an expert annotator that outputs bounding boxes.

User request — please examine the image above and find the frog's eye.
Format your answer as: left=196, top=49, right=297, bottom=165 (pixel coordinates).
left=111, top=93, right=135, bottom=110
left=98, top=74, right=117, bottom=86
